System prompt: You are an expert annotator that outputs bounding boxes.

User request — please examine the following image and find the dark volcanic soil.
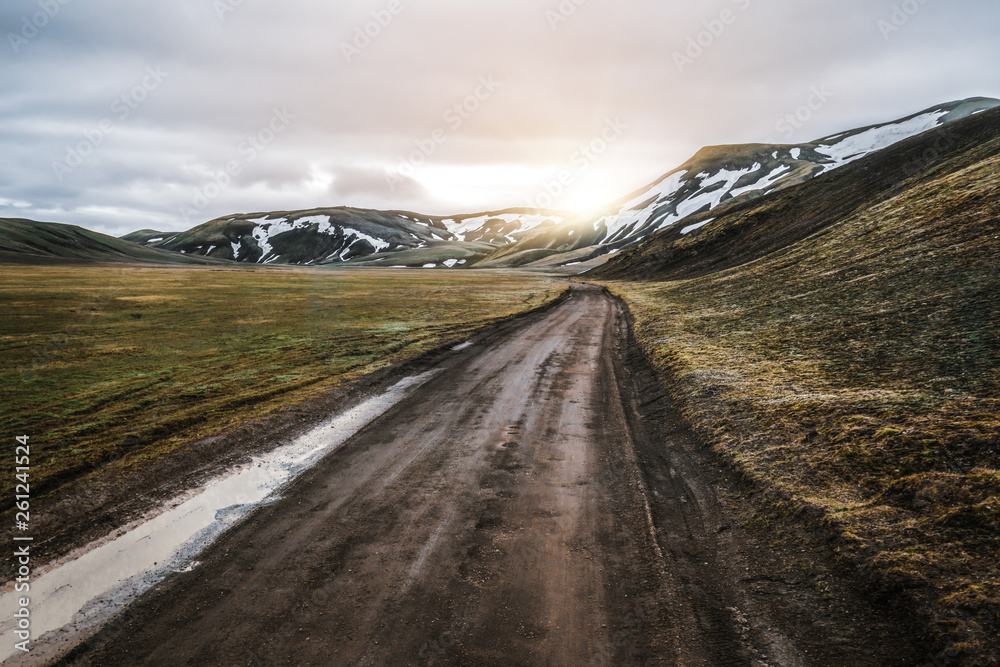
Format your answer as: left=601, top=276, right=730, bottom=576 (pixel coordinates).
left=55, top=286, right=923, bottom=666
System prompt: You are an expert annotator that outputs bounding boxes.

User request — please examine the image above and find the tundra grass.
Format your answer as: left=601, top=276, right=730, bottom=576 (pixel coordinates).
left=601, top=152, right=1000, bottom=660
left=0, top=266, right=563, bottom=509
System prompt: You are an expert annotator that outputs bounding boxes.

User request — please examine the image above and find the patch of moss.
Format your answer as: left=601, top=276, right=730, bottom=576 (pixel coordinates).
left=0, top=266, right=564, bottom=510
left=598, top=140, right=1000, bottom=660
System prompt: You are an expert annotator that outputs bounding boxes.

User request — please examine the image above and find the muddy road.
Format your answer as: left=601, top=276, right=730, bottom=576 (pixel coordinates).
left=59, top=286, right=920, bottom=666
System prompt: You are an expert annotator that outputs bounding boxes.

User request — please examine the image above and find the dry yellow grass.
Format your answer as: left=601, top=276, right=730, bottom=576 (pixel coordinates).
left=600, top=151, right=1000, bottom=659
left=1, top=265, right=564, bottom=509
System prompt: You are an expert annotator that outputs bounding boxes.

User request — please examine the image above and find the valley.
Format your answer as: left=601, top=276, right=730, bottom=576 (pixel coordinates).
left=0, top=266, right=565, bottom=569
left=2, top=98, right=999, bottom=665
left=27, top=288, right=922, bottom=666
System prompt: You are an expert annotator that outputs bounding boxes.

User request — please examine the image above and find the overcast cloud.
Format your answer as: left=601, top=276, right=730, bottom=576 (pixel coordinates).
left=1, top=0, right=997, bottom=236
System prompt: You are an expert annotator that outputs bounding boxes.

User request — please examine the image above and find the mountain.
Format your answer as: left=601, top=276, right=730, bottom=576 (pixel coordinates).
left=0, top=218, right=222, bottom=265
left=122, top=207, right=570, bottom=268
left=17, top=97, right=997, bottom=270
left=594, top=102, right=1000, bottom=660
left=479, top=97, right=1000, bottom=271
left=592, top=103, right=1000, bottom=281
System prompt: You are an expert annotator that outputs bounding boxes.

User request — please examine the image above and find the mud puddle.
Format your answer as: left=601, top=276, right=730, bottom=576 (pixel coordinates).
left=0, top=371, right=437, bottom=664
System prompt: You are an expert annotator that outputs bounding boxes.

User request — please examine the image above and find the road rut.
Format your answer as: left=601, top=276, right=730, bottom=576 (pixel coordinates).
left=57, top=285, right=919, bottom=666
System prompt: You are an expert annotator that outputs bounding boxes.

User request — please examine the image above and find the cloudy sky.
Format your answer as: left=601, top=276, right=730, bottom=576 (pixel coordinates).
left=1, top=1, right=997, bottom=237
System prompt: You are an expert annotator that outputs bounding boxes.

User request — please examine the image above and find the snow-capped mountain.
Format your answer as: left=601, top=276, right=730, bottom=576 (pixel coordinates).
left=121, top=97, right=998, bottom=271
left=481, top=97, right=999, bottom=270
left=122, top=207, right=569, bottom=267
left=590, top=100, right=1000, bottom=282
left=441, top=212, right=563, bottom=245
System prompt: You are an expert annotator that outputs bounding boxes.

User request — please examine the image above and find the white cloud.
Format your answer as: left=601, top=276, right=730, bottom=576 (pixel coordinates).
left=0, top=0, right=997, bottom=235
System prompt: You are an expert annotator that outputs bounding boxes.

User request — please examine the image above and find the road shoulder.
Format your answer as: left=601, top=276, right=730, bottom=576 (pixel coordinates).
left=607, top=288, right=928, bottom=665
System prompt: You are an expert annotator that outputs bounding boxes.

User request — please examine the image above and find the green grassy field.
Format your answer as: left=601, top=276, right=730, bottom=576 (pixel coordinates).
left=600, top=145, right=1000, bottom=657
left=1, top=265, right=564, bottom=508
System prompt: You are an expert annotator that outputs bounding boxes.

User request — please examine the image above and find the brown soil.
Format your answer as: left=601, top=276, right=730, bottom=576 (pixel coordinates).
left=16, top=287, right=572, bottom=573
left=52, top=286, right=924, bottom=666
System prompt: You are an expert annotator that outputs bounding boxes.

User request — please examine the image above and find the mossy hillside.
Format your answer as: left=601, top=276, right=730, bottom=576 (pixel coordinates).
left=0, top=218, right=220, bottom=265
left=593, top=106, right=1000, bottom=282
left=601, top=146, right=1000, bottom=659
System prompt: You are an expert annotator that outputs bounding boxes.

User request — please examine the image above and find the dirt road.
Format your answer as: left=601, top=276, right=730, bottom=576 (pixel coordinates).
left=59, top=286, right=920, bottom=666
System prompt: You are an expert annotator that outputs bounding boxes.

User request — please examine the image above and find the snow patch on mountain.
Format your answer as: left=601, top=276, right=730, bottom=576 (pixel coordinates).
left=250, top=217, right=346, bottom=261
left=677, top=166, right=758, bottom=212
left=731, top=165, right=792, bottom=198
left=592, top=161, right=784, bottom=246
left=597, top=171, right=686, bottom=241
left=681, top=218, right=715, bottom=235
left=443, top=213, right=560, bottom=243
left=551, top=103, right=972, bottom=257
left=815, top=110, right=947, bottom=172
left=340, top=227, right=390, bottom=255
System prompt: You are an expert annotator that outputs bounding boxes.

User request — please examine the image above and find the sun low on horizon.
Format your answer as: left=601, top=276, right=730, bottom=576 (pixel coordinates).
left=0, top=1, right=997, bottom=236
left=3, top=1, right=1000, bottom=664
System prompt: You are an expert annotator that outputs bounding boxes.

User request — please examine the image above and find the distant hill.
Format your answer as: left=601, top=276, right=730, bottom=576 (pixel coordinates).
left=0, top=218, right=222, bottom=265
left=122, top=207, right=571, bottom=268
left=9, top=97, right=997, bottom=271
